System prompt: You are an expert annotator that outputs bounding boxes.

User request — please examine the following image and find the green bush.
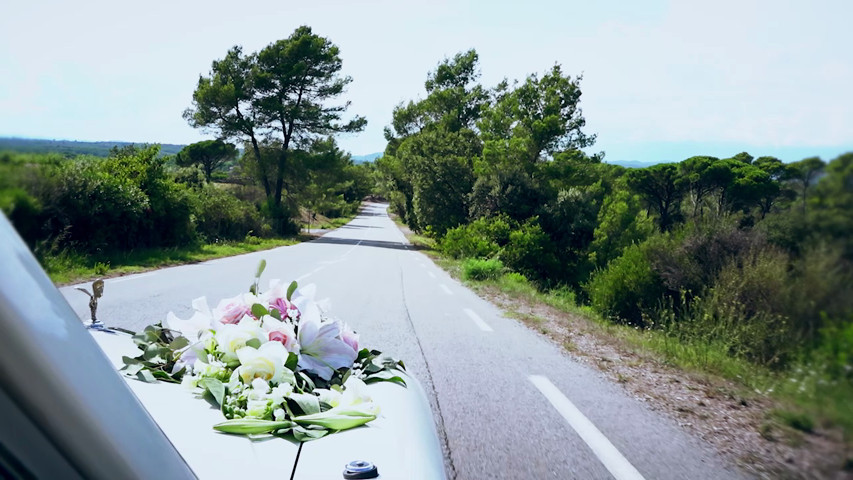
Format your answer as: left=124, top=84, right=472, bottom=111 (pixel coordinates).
left=678, top=248, right=795, bottom=367
left=462, top=258, right=504, bottom=281
left=0, top=188, right=43, bottom=247
left=194, top=186, right=265, bottom=242
left=34, top=145, right=198, bottom=252
left=585, top=242, right=664, bottom=326
left=500, top=218, right=559, bottom=284
left=439, top=216, right=511, bottom=259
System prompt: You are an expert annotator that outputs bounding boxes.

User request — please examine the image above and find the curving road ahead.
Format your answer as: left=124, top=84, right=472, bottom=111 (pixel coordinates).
left=61, top=203, right=746, bottom=480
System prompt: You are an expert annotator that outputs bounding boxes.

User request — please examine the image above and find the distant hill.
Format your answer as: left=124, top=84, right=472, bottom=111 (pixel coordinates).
left=604, top=159, right=662, bottom=169
left=351, top=152, right=382, bottom=164
left=0, top=137, right=186, bottom=157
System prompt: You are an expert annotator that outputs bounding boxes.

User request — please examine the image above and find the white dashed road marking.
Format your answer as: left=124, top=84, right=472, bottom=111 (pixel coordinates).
left=529, top=375, right=646, bottom=480
left=464, top=308, right=493, bottom=332
left=439, top=284, right=453, bottom=295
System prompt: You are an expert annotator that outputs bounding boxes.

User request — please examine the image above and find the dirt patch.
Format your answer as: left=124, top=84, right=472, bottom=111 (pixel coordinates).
left=482, top=285, right=852, bottom=479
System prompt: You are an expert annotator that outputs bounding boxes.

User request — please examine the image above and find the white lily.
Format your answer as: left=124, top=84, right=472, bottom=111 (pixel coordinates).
left=165, top=296, right=213, bottom=342
left=214, top=317, right=265, bottom=363
left=236, top=341, right=293, bottom=385
left=297, top=312, right=357, bottom=381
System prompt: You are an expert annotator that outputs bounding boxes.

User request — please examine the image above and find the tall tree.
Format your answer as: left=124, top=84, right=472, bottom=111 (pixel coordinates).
left=184, top=26, right=365, bottom=220
left=478, top=65, right=596, bottom=167
left=627, top=163, right=685, bottom=231
left=175, top=140, right=237, bottom=182
left=786, top=156, right=826, bottom=215
left=183, top=47, right=269, bottom=195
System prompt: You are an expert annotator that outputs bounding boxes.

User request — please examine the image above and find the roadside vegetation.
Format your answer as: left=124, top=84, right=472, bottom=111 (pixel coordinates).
left=377, top=48, right=853, bottom=460
left=0, top=26, right=377, bottom=284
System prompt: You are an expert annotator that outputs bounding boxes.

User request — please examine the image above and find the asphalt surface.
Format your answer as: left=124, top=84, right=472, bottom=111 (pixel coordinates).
left=60, top=202, right=747, bottom=480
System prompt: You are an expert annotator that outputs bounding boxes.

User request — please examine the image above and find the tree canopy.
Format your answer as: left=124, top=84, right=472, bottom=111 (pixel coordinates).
left=175, top=140, right=237, bottom=182
left=184, top=26, right=365, bottom=225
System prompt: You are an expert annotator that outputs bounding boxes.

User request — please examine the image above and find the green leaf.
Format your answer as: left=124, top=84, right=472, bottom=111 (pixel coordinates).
left=199, top=378, right=225, bottom=407
left=123, top=363, right=144, bottom=375
left=365, top=371, right=407, bottom=387
left=246, top=338, right=262, bottom=349
left=136, top=369, right=157, bottom=383
left=269, top=309, right=282, bottom=321
left=169, top=336, right=189, bottom=350
left=122, top=355, right=142, bottom=366
left=142, top=344, right=164, bottom=362
left=289, top=393, right=320, bottom=415
left=214, top=418, right=291, bottom=435
left=298, top=371, right=315, bottom=391
left=251, top=303, right=269, bottom=319
left=292, top=425, right=329, bottom=442
left=285, top=352, right=298, bottom=371
left=286, top=281, right=298, bottom=301
left=293, top=411, right=376, bottom=431
left=255, top=259, right=267, bottom=279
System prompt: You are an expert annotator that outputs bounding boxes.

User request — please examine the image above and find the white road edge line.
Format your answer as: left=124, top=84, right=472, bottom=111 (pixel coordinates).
left=109, top=272, right=156, bottom=284
left=428, top=271, right=436, bottom=279
left=439, top=284, right=453, bottom=295
left=528, top=375, right=646, bottom=480
left=464, top=308, right=493, bottom=332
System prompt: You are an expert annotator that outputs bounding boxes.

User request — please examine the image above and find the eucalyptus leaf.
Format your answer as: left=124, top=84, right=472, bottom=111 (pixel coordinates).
left=169, top=336, right=189, bottom=350
left=136, top=370, right=157, bottom=383
left=251, top=303, right=269, bottom=318
left=255, top=259, right=267, bottom=279
left=123, top=363, right=144, bottom=375
left=286, top=280, right=298, bottom=301
left=122, top=355, right=142, bottom=366
left=246, top=338, right=262, bottom=349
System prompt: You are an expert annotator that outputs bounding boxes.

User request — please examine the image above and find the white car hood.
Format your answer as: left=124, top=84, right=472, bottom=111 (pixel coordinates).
left=92, top=330, right=446, bottom=480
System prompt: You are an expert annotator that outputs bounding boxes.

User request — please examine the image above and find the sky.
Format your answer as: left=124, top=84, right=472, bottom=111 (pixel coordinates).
left=1, top=0, right=851, bottom=163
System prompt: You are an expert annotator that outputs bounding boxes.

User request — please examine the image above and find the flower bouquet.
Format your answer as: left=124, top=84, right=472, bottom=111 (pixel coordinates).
left=120, top=260, right=406, bottom=442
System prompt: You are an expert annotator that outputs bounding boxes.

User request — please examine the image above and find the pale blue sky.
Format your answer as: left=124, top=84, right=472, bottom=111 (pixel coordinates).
left=1, top=0, right=850, bottom=162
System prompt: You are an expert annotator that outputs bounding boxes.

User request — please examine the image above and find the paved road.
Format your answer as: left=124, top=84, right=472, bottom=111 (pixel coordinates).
left=61, top=203, right=746, bottom=480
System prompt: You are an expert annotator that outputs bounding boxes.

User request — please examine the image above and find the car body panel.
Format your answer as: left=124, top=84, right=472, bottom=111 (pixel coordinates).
left=0, top=212, right=446, bottom=479
left=0, top=213, right=196, bottom=479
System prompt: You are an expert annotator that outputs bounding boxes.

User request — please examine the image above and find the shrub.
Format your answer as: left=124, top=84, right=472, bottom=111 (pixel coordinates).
left=680, top=248, right=796, bottom=367
left=194, top=186, right=264, bottom=242
left=462, top=258, right=504, bottom=281
left=0, top=188, right=43, bottom=247
left=439, top=216, right=511, bottom=259
left=585, top=242, right=664, bottom=326
left=500, top=218, right=559, bottom=285
left=647, top=221, right=763, bottom=297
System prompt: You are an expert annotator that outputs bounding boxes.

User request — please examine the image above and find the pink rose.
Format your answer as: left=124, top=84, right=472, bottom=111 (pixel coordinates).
left=214, top=296, right=252, bottom=325
left=268, top=331, right=290, bottom=345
